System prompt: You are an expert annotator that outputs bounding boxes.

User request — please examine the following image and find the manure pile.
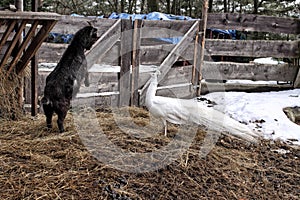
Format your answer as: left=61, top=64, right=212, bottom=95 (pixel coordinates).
left=0, top=107, right=299, bottom=200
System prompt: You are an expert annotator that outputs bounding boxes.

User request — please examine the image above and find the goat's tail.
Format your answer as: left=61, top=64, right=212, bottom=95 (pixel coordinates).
left=41, top=96, right=52, bottom=106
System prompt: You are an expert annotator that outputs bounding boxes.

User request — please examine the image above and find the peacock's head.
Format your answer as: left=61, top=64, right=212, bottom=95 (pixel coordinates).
left=150, top=70, right=160, bottom=81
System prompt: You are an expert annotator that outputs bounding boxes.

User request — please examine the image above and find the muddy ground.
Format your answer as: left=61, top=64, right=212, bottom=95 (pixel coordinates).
left=0, top=107, right=299, bottom=200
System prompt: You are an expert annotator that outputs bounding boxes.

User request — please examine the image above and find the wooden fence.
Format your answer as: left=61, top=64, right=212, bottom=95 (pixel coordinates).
left=36, top=13, right=300, bottom=108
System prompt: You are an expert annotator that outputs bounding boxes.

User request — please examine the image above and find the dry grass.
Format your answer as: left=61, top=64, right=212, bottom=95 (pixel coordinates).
left=0, top=64, right=30, bottom=120
left=0, top=106, right=299, bottom=200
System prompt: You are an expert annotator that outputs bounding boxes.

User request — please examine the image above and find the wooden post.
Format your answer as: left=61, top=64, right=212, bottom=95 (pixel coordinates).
left=293, top=59, right=300, bottom=88
left=191, top=20, right=201, bottom=95
left=15, top=0, right=24, bottom=114
left=197, top=0, right=208, bottom=96
left=118, top=19, right=132, bottom=107
left=131, top=19, right=142, bottom=106
left=31, top=0, right=39, bottom=116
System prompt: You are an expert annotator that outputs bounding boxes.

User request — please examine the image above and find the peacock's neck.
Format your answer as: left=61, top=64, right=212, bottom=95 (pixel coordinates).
left=145, top=76, right=158, bottom=106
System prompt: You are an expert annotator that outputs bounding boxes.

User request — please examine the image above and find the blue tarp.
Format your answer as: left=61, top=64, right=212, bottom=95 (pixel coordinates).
left=208, top=28, right=237, bottom=39
left=108, top=12, right=192, bottom=21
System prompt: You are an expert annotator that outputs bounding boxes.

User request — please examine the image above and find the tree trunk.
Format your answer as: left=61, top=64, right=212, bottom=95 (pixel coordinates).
left=208, top=0, right=213, bottom=13
left=147, top=0, right=159, bottom=12
left=223, top=0, right=227, bottom=12
left=121, top=0, right=125, bottom=13
left=166, top=0, right=171, bottom=13
left=253, top=0, right=258, bottom=14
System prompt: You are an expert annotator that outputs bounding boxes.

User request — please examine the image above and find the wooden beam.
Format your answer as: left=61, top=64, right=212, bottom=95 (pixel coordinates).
left=201, top=81, right=293, bottom=94
left=85, top=19, right=121, bottom=69
left=52, top=16, right=117, bottom=35
left=131, top=19, right=142, bottom=106
left=118, top=19, right=132, bottom=107
left=205, top=39, right=300, bottom=58
left=0, top=20, right=17, bottom=58
left=207, top=13, right=300, bottom=34
left=7, top=20, right=39, bottom=75
left=141, top=20, right=197, bottom=38
left=16, top=20, right=57, bottom=74
left=0, top=20, right=27, bottom=70
left=202, top=62, right=298, bottom=82
left=0, top=11, right=61, bottom=21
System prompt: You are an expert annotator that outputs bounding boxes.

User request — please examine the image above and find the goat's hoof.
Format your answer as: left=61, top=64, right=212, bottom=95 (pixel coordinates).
left=47, top=124, right=52, bottom=128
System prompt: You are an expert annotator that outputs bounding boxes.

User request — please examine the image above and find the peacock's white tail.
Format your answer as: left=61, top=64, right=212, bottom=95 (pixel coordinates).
left=188, top=103, right=258, bottom=142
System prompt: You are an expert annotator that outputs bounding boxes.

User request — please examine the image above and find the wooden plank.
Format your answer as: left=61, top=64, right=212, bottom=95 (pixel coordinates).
left=38, top=43, right=68, bottom=63
left=16, top=20, right=57, bottom=74
left=202, top=62, right=298, bottom=82
left=141, top=20, right=198, bottom=38
left=0, top=20, right=17, bottom=56
left=139, top=20, right=199, bottom=99
left=118, top=19, right=132, bottom=107
left=8, top=20, right=40, bottom=73
left=201, top=81, right=293, bottom=94
left=0, top=20, right=27, bottom=70
left=85, top=19, right=121, bottom=69
left=205, top=39, right=300, bottom=58
left=139, top=62, right=297, bottom=88
left=207, top=13, right=300, bottom=34
left=51, top=16, right=118, bottom=35
left=131, top=19, right=142, bottom=106
left=0, top=11, right=61, bottom=20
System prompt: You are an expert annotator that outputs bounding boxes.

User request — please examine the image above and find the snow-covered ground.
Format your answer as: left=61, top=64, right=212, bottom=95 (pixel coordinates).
left=204, top=89, right=300, bottom=145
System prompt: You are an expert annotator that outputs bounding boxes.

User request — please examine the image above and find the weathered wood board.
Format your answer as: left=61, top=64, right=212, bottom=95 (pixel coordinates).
left=38, top=39, right=299, bottom=65
left=207, top=13, right=300, bottom=34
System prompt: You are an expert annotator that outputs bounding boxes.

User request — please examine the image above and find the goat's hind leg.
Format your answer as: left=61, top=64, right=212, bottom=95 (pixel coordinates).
left=56, top=105, right=68, bottom=133
left=43, top=104, right=54, bottom=129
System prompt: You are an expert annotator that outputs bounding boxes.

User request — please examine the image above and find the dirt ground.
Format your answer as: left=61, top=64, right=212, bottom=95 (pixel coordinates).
left=0, top=107, right=299, bottom=200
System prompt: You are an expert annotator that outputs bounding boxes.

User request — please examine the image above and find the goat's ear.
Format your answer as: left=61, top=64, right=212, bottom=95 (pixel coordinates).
left=87, top=18, right=97, bottom=27
left=87, top=21, right=92, bottom=27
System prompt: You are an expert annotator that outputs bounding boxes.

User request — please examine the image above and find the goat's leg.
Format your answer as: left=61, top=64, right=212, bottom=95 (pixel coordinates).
left=43, top=104, right=54, bottom=129
left=56, top=101, right=69, bottom=133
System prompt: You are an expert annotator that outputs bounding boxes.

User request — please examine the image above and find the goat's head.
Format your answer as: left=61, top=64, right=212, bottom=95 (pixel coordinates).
left=74, top=26, right=99, bottom=50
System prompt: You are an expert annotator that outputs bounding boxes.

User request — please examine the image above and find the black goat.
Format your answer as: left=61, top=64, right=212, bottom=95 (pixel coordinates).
left=42, top=26, right=98, bottom=132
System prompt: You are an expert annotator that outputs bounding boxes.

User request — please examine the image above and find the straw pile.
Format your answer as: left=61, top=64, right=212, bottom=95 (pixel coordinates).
left=0, top=62, right=29, bottom=120
left=0, top=106, right=299, bottom=199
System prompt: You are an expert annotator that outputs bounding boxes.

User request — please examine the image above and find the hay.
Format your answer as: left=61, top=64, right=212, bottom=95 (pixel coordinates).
left=0, top=61, right=30, bottom=120
left=0, top=107, right=299, bottom=199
